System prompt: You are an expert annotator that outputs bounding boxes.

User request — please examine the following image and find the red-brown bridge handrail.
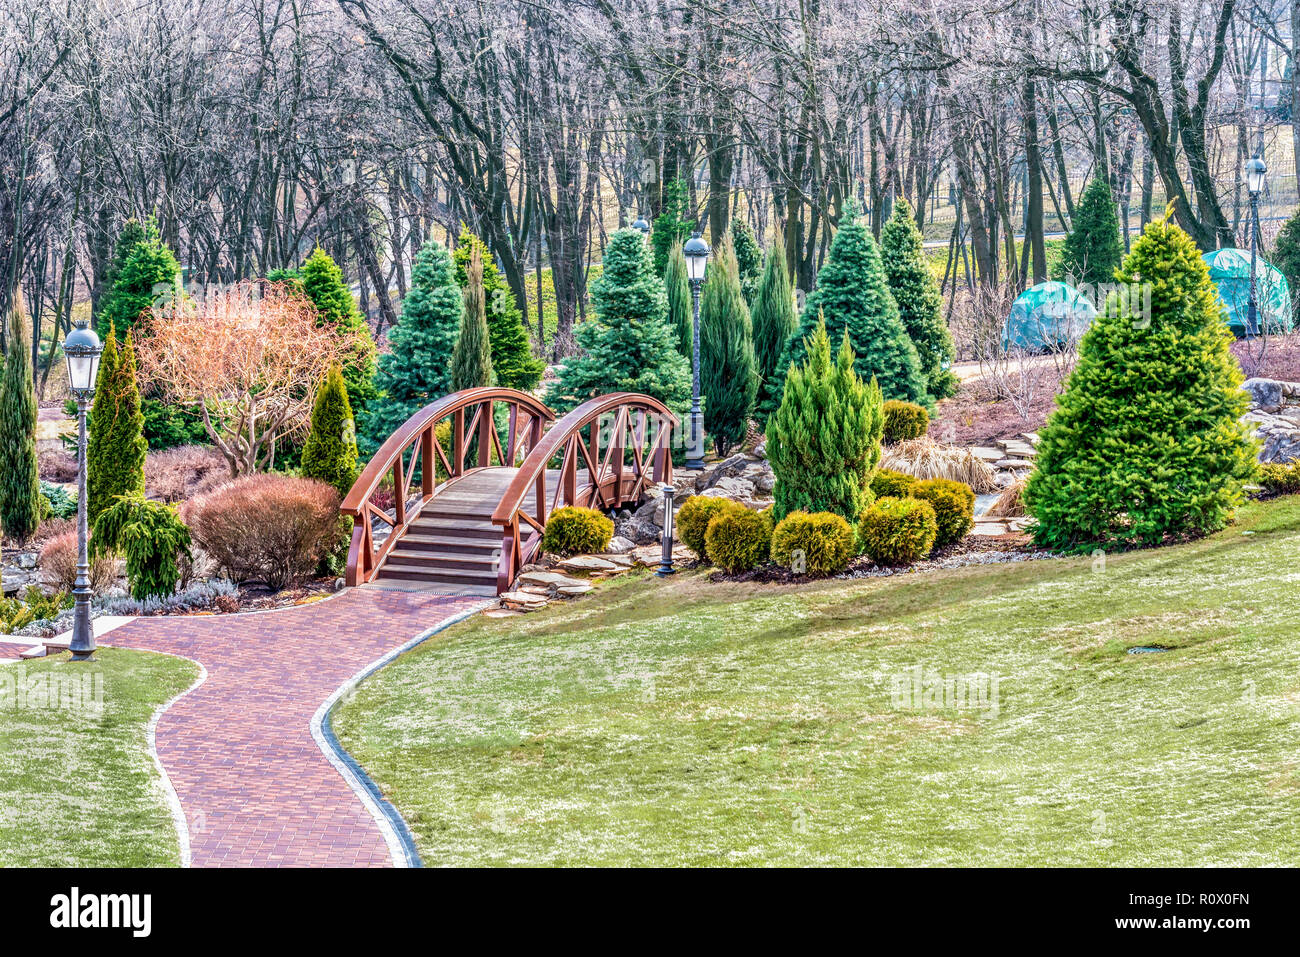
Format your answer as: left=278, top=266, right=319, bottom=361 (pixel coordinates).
left=491, top=392, right=676, bottom=591
left=341, top=387, right=554, bottom=586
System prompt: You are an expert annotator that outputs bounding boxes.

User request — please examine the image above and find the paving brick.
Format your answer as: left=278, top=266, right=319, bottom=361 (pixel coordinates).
left=106, top=588, right=482, bottom=868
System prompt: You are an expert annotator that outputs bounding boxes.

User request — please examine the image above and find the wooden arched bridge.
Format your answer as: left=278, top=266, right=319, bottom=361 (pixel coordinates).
left=340, top=388, right=676, bottom=595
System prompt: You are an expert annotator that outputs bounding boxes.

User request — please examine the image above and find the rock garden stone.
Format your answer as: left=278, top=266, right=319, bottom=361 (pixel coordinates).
left=1241, top=377, right=1300, bottom=463
left=605, top=535, right=636, bottom=554
left=558, top=555, right=618, bottom=573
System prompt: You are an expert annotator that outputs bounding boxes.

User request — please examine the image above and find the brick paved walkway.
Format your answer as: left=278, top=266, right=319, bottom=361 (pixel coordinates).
left=105, top=588, right=485, bottom=867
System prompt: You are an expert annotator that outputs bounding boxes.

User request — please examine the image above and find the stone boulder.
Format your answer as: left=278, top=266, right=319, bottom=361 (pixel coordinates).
left=1241, top=377, right=1300, bottom=463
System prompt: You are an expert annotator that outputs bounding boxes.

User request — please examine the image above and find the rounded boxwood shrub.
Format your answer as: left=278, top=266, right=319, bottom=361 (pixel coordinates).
left=911, top=478, right=975, bottom=547
left=1258, top=461, right=1300, bottom=495
left=870, top=468, right=918, bottom=500
left=704, top=506, right=772, bottom=573
left=771, top=511, right=857, bottom=575
left=858, top=496, right=938, bottom=566
left=676, top=495, right=744, bottom=558
left=881, top=399, right=929, bottom=443
left=541, top=506, right=613, bottom=557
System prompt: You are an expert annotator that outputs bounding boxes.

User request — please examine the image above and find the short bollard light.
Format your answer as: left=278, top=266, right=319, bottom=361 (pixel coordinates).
left=657, top=483, right=677, bottom=577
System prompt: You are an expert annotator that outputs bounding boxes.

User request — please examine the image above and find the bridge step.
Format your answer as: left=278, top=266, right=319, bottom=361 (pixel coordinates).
left=386, top=549, right=498, bottom=571
left=376, top=563, right=497, bottom=588
left=399, top=534, right=501, bottom=554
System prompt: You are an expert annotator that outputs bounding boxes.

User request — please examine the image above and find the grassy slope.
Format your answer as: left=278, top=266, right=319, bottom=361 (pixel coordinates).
left=0, top=648, right=199, bottom=866
left=335, top=497, right=1300, bottom=866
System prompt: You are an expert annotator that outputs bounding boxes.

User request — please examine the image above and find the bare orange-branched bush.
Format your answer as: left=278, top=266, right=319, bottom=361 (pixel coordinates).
left=136, top=281, right=354, bottom=476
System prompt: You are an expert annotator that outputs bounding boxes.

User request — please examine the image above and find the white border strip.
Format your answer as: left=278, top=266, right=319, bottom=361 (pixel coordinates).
left=146, top=653, right=208, bottom=869
left=310, top=600, right=492, bottom=868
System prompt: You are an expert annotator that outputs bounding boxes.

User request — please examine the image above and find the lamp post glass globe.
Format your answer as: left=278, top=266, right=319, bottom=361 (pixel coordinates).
left=682, top=232, right=710, bottom=468
left=1245, top=157, right=1267, bottom=197
left=64, top=320, right=104, bottom=661
left=631, top=215, right=650, bottom=236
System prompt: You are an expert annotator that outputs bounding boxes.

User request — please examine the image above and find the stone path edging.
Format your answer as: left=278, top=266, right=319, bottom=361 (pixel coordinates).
left=311, top=601, right=491, bottom=869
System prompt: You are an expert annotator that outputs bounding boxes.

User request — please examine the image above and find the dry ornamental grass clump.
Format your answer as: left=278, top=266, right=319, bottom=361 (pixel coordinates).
left=879, top=436, right=997, bottom=493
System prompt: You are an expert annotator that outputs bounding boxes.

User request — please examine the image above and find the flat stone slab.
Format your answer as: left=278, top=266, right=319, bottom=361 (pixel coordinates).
left=500, top=591, right=548, bottom=608
left=484, top=608, right=523, bottom=618
left=994, top=459, right=1034, bottom=469
left=971, top=522, right=1010, bottom=536
left=556, top=583, right=593, bottom=596
left=517, top=570, right=587, bottom=589
left=557, top=556, right=618, bottom=573
left=970, top=447, right=1004, bottom=462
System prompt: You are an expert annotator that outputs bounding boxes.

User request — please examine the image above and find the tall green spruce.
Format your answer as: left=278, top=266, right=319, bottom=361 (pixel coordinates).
left=365, top=239, right=463, bottom=453
left=881, top=199, right=958, bottom=399
left=699, top=237, right=758, bottom=457
left=545, top=229, right=691, bottom=416
left=297, top=248, right=378, bottom=418
left=1025, top=214, right=1256, bottom=552
left=87, top=325, right=147, bottom=523
left=730, top=218, right=763, bottom=304
left=451, top=246, right=496, bottom=391
left=750, top=247, right=797, bottom=421
left=96, top=217, right=182, bottom=340
left=301, top=363, right=358, bottom=497
left=452, top=227, right=543, bottom=390
left=1272, top=207, right=1300, bottom=295
left=770, top=201, right=928, bottom=409
left=766, top=315, right=884, bottom=524
left=0, top=293, right=40, bottom=543
left=651, top=179, right=693, bottom=275
left=665, top=240, right=694, bottom=359
left=1060, top=177, right=1124, bottom=289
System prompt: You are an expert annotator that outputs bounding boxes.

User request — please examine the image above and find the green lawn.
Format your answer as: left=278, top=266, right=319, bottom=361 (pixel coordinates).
left=0, top=648, right=199, bottom=866
left=335, top=496, right=1300, bottom=866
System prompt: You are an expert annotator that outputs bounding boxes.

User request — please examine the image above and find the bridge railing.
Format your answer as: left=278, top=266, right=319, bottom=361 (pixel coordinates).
left=340, top=387, right=555, bottom=586
left=491, top=393, right=676, bottom=591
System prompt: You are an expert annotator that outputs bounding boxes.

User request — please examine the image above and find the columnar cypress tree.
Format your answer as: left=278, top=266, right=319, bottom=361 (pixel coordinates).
left=451, top=246, right=496, bottom=391
left=0, top=293, right=40, bottom=543
left=750, top=249, right=797, bottom=421
left=665, top=240, right=693, bottom=359
left=730, top=218, right=763, bottom=304
left=95, top=218, right=182, bottom=340
left=766, top=315, right=884, bottom=524
left=87, top=325, right=147, bottom=523
left=545, top=228, right=691, bottom=416
left=364, top=239, right=463, bottom=453
left=1060, top=177, right=1124, bottom=289
left=881, top=199, right=958, bottom=399
left=297, top=248, right=378, bottom=417
left=301, top=362, right=359, bottom=497
left=700, top=237, right=757, bottom=457
left=452, top=227, right=543, bottom=390
left=770, top=202, right=929, bottom=408
left=1025, top=214, right=1257, bottom=552
left=651, top=178, right=692, bottom=275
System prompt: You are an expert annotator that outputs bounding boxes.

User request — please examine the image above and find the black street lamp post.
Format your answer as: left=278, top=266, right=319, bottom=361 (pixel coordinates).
left=63, top=319, right=103, bottom=661
left=682, top=231, right=710, bottom=469
left=1245, top=156, right=1267, bottom=339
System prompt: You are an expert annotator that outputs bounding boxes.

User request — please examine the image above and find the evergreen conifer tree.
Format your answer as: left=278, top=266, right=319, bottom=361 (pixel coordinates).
left=1025, top=213, right=1257, bottom=551
left=881, top=199, right=958, bottom=399
left=1271, top=206, right=1300, bottom=296
left=729, top=218, right=763, bottom=303
left=95, top=217, right=182, bottom=340
left=766, top=315, right=884, bottom=524
left=665, top=240, right=694, bottom=359
left=87, top=324, right=147, bottom=523
left=750, top=248, right=797, bottom=421
left=0, top=293, right=40, bottom=543
left=452, top=227, right=543, bottom=390
left=545, top=229, right=691, bottom=415
left=651, top=179, right=693, bottom=275
left=769, top=201, right=928, bottom=408
left=451, top=247, right=496, bottom=391
left=699, top=237, right=757, bottom=456
left=297, top=248, right=378, bottom=418
left=364, top=239, right=463, bottom=452
left=301, top=362, right=359, bottom=497
left=1060, top=177, right=1124, bottom=289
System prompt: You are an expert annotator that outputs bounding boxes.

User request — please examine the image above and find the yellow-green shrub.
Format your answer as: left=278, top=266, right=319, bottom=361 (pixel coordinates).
left=881, top=399, right=929, bottom=443
left=541, top=506, right=613, bottom=557
left=1258, top=461, right=1300, bottom=495
left=911, top=478, right=974, bottom=547
left=704, top=506, right=772, bottom=572
left=771, top=511, right=856, bottom=575
left=676, top=495, right=744, bottom=558
left=858, top=496, right=937, bottom=565
left=870, top=468, right=917, bottom=500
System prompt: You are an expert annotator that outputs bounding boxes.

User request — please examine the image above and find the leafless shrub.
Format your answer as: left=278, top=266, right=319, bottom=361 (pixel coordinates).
left=39, top=531, right=117, bottom=592
left=145, top=445, right=230, bottom=503
left=38, top=448, right=79, bottom=483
